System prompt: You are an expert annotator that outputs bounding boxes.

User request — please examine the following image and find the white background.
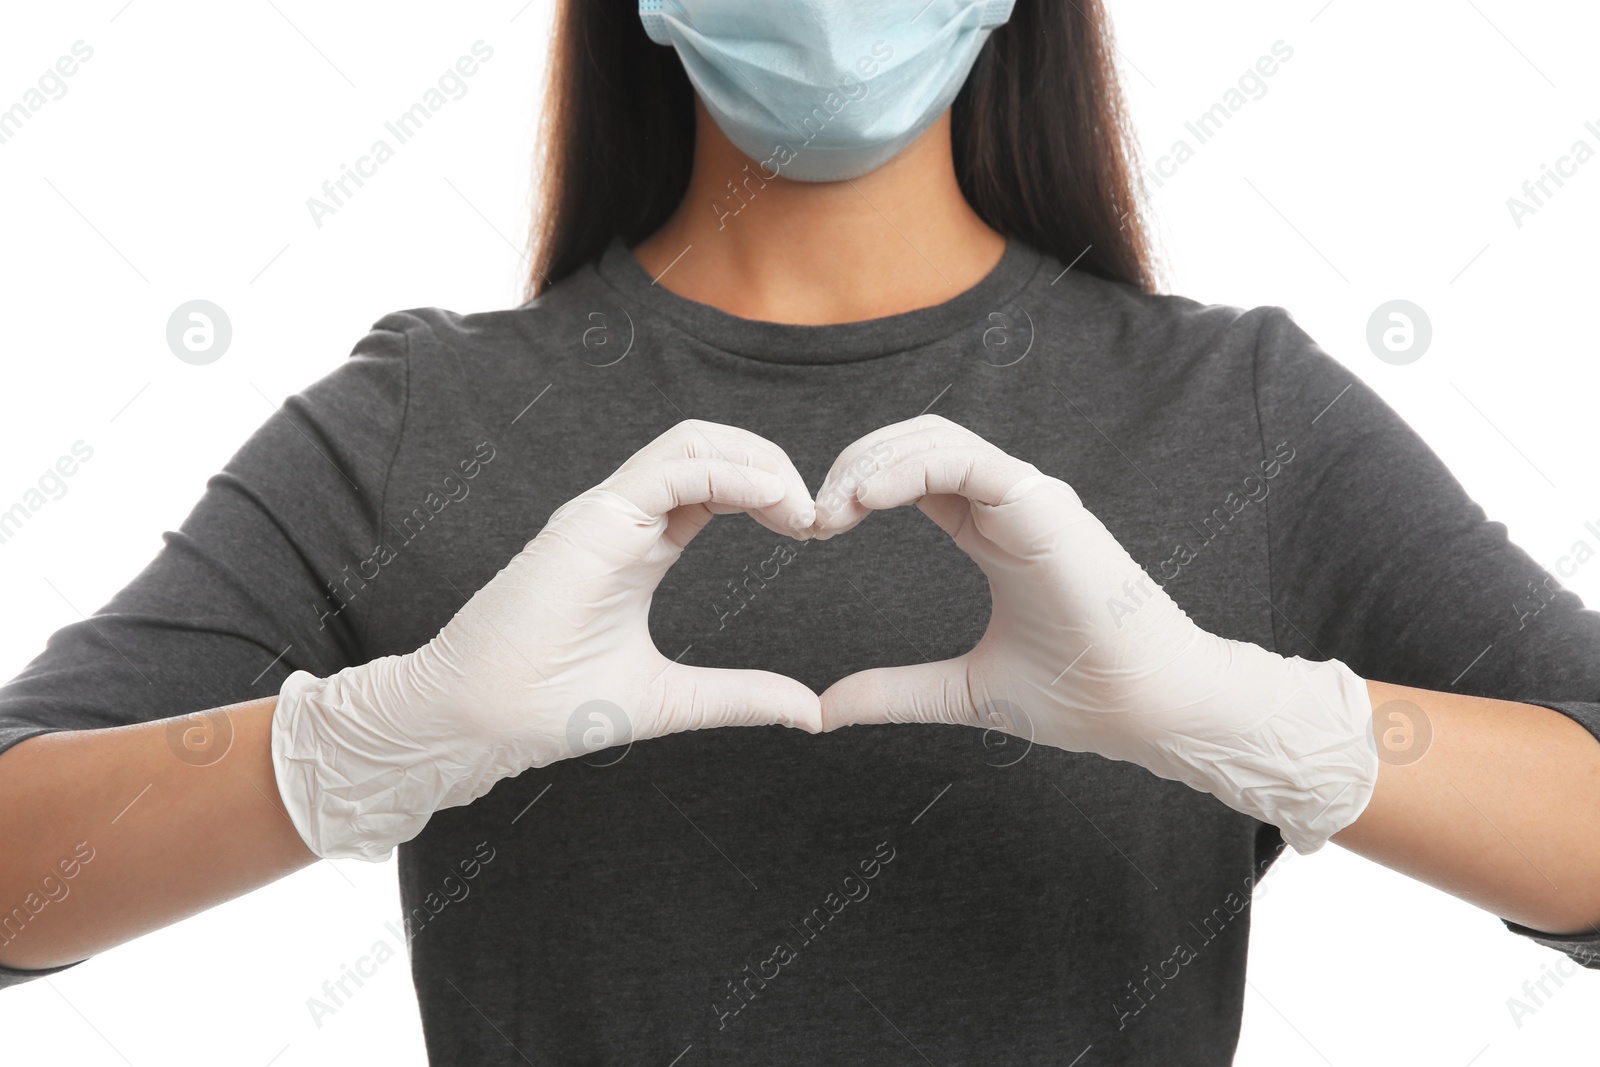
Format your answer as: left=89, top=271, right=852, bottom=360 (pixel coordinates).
left=1, top=1, right=1596, bottom=1064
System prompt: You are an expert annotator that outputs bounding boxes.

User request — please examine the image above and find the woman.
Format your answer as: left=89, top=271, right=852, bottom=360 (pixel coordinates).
left=2, top=0, right=1598, bottom=1062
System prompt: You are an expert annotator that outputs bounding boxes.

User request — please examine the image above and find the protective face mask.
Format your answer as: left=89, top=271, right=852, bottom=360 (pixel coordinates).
left=639, top=0, right=1016, bottom=182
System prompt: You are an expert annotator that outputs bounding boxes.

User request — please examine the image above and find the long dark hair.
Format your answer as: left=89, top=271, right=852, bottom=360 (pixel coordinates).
left=523, top=0, right=1156, bottom=301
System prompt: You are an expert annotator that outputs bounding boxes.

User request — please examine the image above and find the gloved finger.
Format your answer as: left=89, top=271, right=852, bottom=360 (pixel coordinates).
left=854, top=446, right=1037, bottom=515
left=621, top=420, right=815, bottom=535
left=816, top=414, right=985, bottom=495
left=664, top=497, right=807, bottom=558
left=603, top=459, right=786, bottom=550
left=686, top=424, right=816, bottom=536
left=819, top=659, right=978, bottom=730
left=656, top=662, right=824, bottom=734
left=701, top=499, right=815, bottom=543
left=812, top=415, right=995, bottom=537
left=812, top=415, right=970, bottom=532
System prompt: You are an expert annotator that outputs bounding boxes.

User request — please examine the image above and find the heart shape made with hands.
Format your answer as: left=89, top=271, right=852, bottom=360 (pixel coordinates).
left=274, top=411, right=1377, bottom=863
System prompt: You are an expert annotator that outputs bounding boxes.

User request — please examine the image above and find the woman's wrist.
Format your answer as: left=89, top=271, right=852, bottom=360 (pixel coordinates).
left=1136, top=640, right=1379, bottom=855
left=270, top=657, right=446, bottom=863
left=1264, top=654, right=1380, bottom=853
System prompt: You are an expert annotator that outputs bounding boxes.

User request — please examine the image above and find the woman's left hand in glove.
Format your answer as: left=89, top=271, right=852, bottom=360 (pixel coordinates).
left=811, top=414, right=1378, bottom=854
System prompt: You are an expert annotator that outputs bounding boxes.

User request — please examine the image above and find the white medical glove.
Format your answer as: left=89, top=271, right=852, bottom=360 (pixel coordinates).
left=812, top=415, right=1378, bottom=854
left=272, top=420, right=823, bottom=861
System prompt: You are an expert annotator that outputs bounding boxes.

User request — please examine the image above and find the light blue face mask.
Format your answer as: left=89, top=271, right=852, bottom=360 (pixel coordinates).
left=639, top=0, right=1015, bottom=182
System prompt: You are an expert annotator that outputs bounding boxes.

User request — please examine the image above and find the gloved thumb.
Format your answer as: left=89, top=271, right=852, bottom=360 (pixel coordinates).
left=820, top=659, right=979, bottom=730
left=657, top=663, right=824, bottom=735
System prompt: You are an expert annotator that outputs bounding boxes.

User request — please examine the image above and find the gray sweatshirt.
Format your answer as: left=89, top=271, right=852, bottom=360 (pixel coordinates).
left=3, top=236, right=1597, bottom=1064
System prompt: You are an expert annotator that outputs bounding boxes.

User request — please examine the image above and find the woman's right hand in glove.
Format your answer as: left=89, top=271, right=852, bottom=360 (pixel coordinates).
left=271, top=420, right=822, bottom=861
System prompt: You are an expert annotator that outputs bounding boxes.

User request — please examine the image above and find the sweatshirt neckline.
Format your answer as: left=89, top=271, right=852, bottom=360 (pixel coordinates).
left=592, top=234, right=1042, bottom=364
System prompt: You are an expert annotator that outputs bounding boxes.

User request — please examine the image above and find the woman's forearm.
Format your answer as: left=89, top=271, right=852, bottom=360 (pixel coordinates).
left=1332, top=679, right=1600, bottom=936
left=0, top=697, right=315, bottom=971
left=8, top=677, right=1593, bottom=975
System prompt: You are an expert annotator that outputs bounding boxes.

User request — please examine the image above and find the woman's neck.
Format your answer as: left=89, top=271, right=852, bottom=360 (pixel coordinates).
left=630, top=99, right=1007, bottom=326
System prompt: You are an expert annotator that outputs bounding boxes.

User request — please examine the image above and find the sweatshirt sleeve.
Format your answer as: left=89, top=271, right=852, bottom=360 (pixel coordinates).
left=1250, top=306, right=1600, bottom=967
left=0, top=312, right=414, bottom=990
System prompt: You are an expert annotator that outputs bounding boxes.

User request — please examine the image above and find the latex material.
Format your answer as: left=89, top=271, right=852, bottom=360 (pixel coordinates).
left=812, top=415, right=1380, bottom=855
left=272, top=421, right=823, bottom=861
left=638, top=0, right=1015, bottom=182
